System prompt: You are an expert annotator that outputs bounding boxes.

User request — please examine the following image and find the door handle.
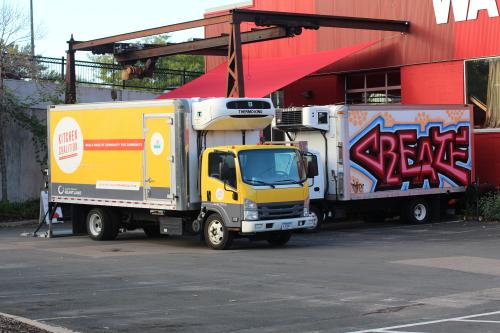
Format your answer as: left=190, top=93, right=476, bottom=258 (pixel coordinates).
left=145, top=177, right=154, bottom=183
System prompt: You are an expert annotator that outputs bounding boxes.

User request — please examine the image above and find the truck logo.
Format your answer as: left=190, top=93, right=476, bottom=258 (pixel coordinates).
left=433, top=0, right=499, bottom=24
left=238, top=110, right=263, bottom=114
left=150, top=132, right=164, bottom=156
left=52, top=117, right=84, bottom=174
left=350, top=124, right=471, bottom=190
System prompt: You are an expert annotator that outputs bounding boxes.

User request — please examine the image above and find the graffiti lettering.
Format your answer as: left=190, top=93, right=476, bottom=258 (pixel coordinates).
left=350, top=125, right=470, bottom=190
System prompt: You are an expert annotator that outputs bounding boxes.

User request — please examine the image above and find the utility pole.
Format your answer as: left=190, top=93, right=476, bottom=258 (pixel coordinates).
left=30, top=0, right=35, bottom=56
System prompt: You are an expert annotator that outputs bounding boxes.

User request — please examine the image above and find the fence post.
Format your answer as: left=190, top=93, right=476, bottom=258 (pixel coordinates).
left=61, top=56, right=65, bottom=81
left=182, top=70, right=187, bottom=85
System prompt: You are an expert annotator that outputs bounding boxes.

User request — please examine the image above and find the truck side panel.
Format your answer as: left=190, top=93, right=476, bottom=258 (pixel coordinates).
left=49, top=101, right=178, bottom=209
left=345, top=106, right=473, bottom=200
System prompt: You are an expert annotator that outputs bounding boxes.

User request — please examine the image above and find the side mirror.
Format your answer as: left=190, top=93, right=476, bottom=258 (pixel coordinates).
left=224, top=180, right=238, bottom=201
left=307, top=161, right=318, bottom=179
left=304, top=154, right=319, bottom=179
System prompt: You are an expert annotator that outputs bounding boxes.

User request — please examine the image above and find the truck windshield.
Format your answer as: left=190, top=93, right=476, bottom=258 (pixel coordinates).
left=238, top=149, right=306, bottom=186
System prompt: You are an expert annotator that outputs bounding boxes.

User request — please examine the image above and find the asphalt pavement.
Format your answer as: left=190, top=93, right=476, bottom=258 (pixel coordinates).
left=1, top=219, right=500, bottom=333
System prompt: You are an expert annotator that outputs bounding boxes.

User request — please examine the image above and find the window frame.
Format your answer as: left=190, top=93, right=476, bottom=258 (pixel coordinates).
left=345, top=69, right=401, bottom=105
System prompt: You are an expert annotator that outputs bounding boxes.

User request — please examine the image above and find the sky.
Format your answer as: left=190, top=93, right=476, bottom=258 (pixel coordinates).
left=17, top=0, right=247, bottom=60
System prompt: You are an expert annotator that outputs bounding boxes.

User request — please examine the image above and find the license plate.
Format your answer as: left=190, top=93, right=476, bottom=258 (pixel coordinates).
left=281, top=222, right=292, bottom=230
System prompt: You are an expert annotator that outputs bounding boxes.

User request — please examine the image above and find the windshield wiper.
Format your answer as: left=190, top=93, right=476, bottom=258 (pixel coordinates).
left=245, top=179, right=275, bottom=188
left=274, top=179, right=305, bottom=186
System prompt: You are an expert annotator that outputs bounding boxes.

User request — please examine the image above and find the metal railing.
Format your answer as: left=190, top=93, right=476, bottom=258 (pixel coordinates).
left=29, top=56, right=204, bottom=92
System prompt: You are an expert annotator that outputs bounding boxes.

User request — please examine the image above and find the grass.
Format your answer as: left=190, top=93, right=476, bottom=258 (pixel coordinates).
left=0, top=199, right=39, bottom=221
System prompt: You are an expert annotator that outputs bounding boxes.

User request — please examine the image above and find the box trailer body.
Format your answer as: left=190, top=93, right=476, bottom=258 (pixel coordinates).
left=274, top=104, right=473, bottom=225
left=48, top=98, right=315, bottom=249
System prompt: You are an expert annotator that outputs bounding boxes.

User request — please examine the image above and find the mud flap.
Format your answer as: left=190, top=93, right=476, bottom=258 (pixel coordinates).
left=159, top=217, right=183, bottom=235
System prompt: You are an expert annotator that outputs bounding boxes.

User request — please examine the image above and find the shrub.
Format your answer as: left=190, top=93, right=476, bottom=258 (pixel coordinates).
left=478, top=192, right=500, bottom=221
left=0, top=199, right=39, bottom=221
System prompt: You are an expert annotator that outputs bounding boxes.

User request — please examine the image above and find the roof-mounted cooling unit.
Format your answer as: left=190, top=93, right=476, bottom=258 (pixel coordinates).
left=275, top=106, right=330, bottom=131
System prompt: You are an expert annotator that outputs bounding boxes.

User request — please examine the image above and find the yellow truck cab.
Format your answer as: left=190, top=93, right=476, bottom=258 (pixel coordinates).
left=48, top=97, right=315, bottom=249
left=200, top=145, right=314, bottom=249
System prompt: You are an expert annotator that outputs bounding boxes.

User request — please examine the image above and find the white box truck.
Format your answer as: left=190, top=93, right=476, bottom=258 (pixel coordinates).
left=48, top=98, right=315, bottom=249
left=273, top=104, right=473, bottom=229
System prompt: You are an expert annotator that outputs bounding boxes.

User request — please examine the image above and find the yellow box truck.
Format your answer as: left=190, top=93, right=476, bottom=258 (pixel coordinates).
left=48, top=98, right=315, bottom=249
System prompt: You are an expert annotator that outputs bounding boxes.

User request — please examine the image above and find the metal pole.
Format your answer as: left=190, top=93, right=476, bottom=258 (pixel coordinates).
left=30, top=0, right=35, bottom=57
left=65, top=36, right=76, bottom=104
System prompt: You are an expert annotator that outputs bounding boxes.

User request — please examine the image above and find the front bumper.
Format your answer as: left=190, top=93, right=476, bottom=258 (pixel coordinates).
left=241, top=215, right=316, bottom=233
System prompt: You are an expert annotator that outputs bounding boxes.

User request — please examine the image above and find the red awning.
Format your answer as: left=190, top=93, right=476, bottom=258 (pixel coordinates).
left=158, top=40, right=378, bottom=99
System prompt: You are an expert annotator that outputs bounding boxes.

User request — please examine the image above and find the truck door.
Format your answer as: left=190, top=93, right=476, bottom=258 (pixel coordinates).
left=143, top=114, right=174, bottom=202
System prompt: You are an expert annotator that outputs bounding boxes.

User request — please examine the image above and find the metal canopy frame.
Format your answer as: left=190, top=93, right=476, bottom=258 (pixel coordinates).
left=65, top=9, right=410, bottom=103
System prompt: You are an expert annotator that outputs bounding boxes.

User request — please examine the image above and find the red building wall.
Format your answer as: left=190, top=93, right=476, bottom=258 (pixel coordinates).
left=401, top=61, right=464, bottom=104
left=474, top=131, right=500, bottom=188
left=283, top=75, right=344, bottom=107
left=206, top=0, right=500, bottom=73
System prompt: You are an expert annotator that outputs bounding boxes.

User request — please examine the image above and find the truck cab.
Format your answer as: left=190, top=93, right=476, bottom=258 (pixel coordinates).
left=200, top=145, right=316, bottom=249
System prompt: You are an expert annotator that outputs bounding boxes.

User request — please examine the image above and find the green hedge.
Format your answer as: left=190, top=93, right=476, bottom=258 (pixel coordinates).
left=479, top=192, right=500, bottom=222
left=0, top=199, right=39, bottom=221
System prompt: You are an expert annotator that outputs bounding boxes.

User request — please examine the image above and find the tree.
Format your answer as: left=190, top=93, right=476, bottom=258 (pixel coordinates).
left=0, top=0, right=51, bottom=202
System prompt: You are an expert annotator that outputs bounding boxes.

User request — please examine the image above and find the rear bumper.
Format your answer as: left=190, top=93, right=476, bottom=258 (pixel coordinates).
left=241, top=215, right=316, bottom=233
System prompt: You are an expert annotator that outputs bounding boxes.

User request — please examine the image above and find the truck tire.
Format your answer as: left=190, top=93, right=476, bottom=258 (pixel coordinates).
left=403, top=198, right=431, bottom=224
left=267, top=231, right=292, bottom=246
left=143, top=225, right=161, bottom=238
left=204, top=213, right=233, bottom=250
left=86, top=208, right=119, bottom=241
left=306, top=205, right=324, bottom=233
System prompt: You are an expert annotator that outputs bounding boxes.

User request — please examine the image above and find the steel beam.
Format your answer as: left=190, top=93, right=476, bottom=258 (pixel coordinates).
left=73, top=14, right=232, bottom=51
left=232, top=9, right=410, bottom=32
left=226, top=22, right=245, bottom=98
left=114, top=27, right=287, bottom=63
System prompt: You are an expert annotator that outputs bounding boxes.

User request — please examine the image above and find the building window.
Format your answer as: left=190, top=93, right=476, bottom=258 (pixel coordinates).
left=345, top=70, right=401, bottom=104
left=466, top=57, right=500, bottom=128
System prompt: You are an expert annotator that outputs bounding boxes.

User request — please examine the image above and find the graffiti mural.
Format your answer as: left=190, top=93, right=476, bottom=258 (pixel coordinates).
left=348, top=110, right=472, bottom=194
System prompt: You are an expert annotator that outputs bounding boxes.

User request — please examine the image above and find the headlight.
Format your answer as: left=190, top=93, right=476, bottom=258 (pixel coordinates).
left=244, top=199, right=259, bottom=221
left=244, top=199, right=257, bottom=210
left=303, top=207, right=309, bottom=217
left=244, top=210, right=259, bottom=221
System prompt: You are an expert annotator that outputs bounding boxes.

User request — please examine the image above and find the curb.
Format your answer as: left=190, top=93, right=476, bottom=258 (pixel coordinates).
left=0, top=312, right=80, bottom=333
left=0, top=219, right=39, bottom=228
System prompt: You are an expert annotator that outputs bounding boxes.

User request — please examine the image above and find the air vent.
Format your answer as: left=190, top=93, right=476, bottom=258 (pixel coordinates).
left=275, top=106, right=330, bottom=131
left=276, top=107, right=303, bottom=126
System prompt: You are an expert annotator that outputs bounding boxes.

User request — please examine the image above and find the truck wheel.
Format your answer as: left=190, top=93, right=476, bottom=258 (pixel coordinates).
left=306, top=205, right=324, bottom=233
left=404, top=198, right=431, bottom=224
left=267, top=231, right=292, bottom=246
left=204, top=213, right=233, bottom=250
left=143, top=225, right=161, bottom=238
left=86, top=208, right=118, bottom=241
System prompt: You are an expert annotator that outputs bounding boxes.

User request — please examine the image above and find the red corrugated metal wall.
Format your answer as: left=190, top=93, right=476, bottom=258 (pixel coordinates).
left=474, top=132, right=500, bottom=187
left=206, top=0, right=500, bottom=73
left=401, top=61, right=464, bottom=104
left=283, top=75, right=344, bottom=107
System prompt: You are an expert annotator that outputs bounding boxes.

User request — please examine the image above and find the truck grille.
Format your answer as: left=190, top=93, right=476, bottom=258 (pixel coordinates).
left=275, top=108, right=303, bottom=127
left=258, top=202, right=304, bottom=220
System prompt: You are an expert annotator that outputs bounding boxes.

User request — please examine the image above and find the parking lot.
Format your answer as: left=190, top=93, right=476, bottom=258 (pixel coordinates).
left=1, top=219, right=500, bottom=333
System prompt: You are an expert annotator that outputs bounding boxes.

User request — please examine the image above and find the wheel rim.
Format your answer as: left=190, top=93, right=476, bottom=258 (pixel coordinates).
left=414, top=203, right=427, bottom=222
left=89, top=213, right=103, bottom=236
left=208, top=219, right=224, bottom=246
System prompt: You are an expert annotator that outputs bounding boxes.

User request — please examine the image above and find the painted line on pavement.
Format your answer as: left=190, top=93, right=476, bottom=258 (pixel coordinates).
left=346, top=310, right=500, bottom=333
